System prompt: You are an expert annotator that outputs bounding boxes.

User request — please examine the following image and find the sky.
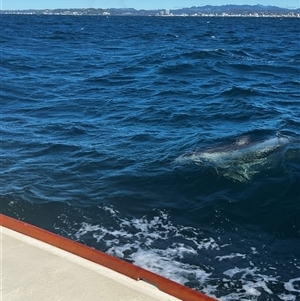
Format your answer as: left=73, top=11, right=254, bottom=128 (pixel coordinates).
left=1, top=0, right=299, bottom=10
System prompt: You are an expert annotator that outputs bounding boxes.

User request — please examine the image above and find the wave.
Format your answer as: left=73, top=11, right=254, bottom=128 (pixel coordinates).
left=3, top=198, right=298, bottom=300
left=219, top=86, right=261, bottom=97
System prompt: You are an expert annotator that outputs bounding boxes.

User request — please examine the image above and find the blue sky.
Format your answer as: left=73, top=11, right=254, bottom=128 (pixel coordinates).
left=1, top=0, right=299, bottom=10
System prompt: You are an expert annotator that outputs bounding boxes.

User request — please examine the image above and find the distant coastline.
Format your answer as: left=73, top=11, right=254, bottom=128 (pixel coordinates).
left=1, top=5, right=300, bottom=18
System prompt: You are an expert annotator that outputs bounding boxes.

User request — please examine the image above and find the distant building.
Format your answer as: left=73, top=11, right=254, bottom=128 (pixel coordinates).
left=165, top=9, right=170, bottom=15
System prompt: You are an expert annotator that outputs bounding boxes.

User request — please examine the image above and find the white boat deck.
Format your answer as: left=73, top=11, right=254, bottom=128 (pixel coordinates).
left=1, top=226, right=181, bottom=301
left=0, top=215, right=217, bottom=301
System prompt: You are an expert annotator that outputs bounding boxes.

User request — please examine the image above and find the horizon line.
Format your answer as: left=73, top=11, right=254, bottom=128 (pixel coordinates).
left=1, top=4, right=300, bottom=11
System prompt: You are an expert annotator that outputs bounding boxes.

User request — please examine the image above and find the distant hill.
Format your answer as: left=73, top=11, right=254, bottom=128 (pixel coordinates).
left=177, top=4, right=299, bottom=15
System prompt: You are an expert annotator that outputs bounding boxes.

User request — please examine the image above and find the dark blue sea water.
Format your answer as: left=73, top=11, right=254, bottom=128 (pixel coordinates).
left=1, top=15, right=300, bottom=300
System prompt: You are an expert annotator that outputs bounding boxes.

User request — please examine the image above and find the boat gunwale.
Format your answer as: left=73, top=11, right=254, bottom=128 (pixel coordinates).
left=0, top=213, right=217, bottom=301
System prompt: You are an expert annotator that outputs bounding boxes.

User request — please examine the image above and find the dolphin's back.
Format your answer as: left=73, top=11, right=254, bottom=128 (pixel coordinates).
left=176, top=134, right=293, bottom=182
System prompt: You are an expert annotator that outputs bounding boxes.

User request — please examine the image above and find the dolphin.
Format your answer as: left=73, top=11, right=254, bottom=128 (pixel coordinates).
left=176, top=134, right=294, bottom=182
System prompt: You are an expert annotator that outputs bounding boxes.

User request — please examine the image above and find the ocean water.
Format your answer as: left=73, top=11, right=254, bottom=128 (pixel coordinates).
left=1, top=15, right=300, bottom=300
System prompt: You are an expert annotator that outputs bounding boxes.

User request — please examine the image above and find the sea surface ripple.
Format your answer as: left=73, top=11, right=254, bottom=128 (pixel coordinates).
left=1, top=15, right=300, bottom=300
